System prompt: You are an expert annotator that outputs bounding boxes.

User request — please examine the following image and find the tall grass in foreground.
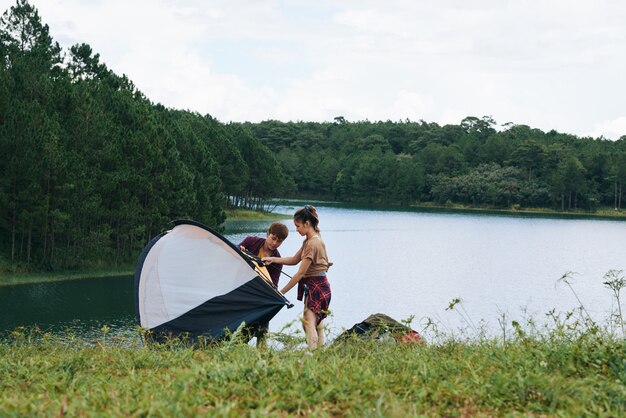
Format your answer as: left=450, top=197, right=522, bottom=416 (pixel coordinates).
left=1, top=270, right=625, bottom=417
left=1, top=325, right=625, bottom=417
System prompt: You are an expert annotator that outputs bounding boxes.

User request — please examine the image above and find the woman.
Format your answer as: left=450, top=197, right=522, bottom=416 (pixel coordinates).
left=263, top=205, right=331, bottom=349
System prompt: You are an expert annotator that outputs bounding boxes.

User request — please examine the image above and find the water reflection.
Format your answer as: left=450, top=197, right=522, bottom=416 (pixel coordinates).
left=0, top=275, right=136, bottom=338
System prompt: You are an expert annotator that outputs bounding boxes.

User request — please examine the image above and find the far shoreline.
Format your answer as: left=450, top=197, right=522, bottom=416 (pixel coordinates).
left=408, top=203, right=626, bottom=221
left=223, top=208, right=291, bottom=221
left=275, top=197, right=626, bottom=220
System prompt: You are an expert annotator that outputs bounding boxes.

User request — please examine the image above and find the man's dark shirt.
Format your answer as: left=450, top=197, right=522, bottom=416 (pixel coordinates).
left=238, top=236, right=282, bottom=286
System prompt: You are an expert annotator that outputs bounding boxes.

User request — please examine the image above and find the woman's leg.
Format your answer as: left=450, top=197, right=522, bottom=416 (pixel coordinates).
left=316, top=319, right=325, bottom=347
left=303, top=309, right=319, bottom=349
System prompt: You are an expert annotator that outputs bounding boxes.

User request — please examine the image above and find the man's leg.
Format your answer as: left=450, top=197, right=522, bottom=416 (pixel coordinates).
left=256, top=321, right=269, bottom=348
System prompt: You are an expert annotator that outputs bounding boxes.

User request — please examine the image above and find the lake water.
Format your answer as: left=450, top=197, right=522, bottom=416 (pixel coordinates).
left=2, top=203, right=625, bottom=341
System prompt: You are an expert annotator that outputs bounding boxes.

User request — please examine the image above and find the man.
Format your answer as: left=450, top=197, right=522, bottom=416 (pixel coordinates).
left=238, top=222, right=289, bottom=347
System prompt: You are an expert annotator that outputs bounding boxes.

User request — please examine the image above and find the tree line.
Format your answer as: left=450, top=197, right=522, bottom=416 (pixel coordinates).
left=0, top=1, right=287, bottom=271
left=2, top=0, right=625, bottom=273
left=245, top=116, right=626, bottom=211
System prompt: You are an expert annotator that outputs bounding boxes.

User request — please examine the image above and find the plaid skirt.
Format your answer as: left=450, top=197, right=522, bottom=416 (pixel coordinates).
left=297, top=275, right=331, bottom=324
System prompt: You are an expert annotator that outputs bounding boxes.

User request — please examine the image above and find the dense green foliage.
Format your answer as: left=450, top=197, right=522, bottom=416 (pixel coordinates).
left=2, top=0, right=625, bottom=274
left=0, top=1, right=287, bottom=272
left=2, top=326, right=625, bottom=416
left=245, top=117, right=626, bottom=210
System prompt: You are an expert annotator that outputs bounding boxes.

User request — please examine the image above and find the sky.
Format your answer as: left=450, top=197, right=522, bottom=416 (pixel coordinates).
left=3, top=0, right=626, bottom=139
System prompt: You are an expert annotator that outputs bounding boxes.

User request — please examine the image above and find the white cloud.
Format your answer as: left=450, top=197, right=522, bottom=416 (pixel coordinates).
left=2, top=0, right=626, bottom=138
left=589, top=117, right=626, bottom=140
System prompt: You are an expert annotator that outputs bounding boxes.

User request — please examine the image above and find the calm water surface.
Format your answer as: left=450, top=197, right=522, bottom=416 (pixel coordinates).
left=2, top=204, right=625, bottom=340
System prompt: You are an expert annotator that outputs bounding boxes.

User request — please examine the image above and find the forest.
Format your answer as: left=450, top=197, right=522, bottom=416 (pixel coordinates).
left=0, top=1, right=287, bottom=271
left=245, top=117, right=625, bottom=211
left=1, top=0, right=625, bottom=272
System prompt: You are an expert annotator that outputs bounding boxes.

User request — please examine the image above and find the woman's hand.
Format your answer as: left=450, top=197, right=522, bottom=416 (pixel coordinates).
left=262, top=257, right=274, bottom=265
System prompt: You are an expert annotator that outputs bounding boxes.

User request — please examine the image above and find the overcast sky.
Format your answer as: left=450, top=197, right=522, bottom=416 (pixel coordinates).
left=4, top=0, right=626, bottom=139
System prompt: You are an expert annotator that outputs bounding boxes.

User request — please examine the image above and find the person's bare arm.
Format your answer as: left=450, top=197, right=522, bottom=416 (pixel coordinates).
left=280, top=257, right=312, bottom=294
left=263, top=247, right=302, bottom=266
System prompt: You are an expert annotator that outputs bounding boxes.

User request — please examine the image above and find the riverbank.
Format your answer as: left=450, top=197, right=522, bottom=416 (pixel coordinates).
left=0, top=267, right=134, bottom=287
left=277, top=197, right=626, bottom=220
left=224, top=208, right=291, bottom=221
left=410, top=202, right=626, bottom=220
left=1, top=328, right=624, bottom=416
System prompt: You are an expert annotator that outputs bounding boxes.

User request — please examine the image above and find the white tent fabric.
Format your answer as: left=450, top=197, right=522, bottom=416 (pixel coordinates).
left=137, top=223, right=258, bottom=329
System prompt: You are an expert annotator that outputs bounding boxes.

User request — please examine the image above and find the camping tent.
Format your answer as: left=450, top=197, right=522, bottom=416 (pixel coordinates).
left=134, top=220, right=292, bottom=341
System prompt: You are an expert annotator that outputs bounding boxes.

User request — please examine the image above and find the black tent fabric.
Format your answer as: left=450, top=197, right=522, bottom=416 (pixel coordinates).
left=334, top=313, right=423, bottom=344
left=134, top=220, right=291, bottom=342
